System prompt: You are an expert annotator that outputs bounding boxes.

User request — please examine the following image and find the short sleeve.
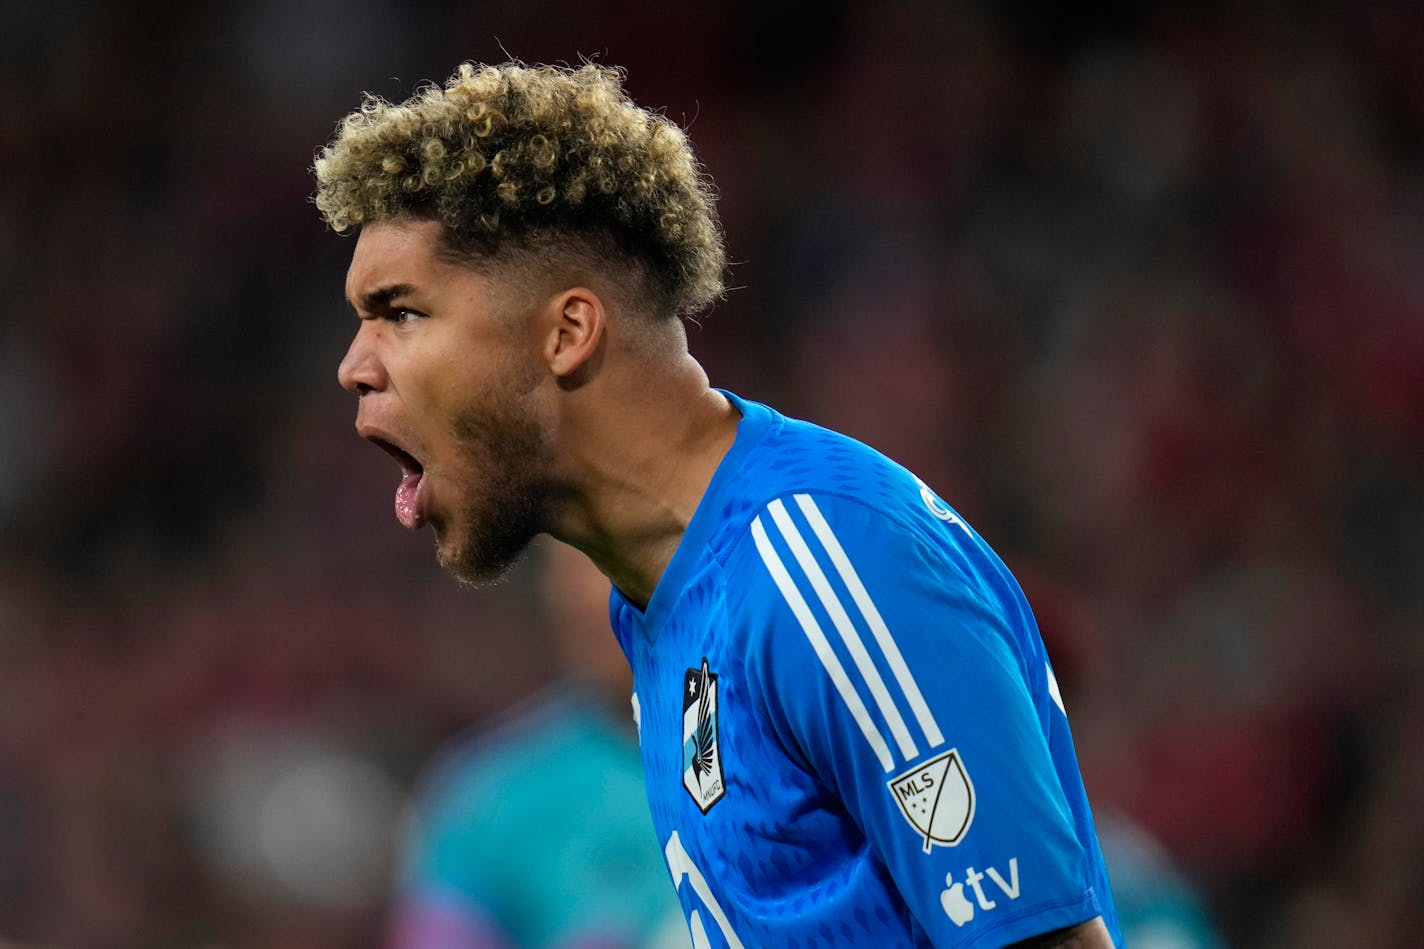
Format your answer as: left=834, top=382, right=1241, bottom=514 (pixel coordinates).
left=739, top=492, right=1105, bottom=946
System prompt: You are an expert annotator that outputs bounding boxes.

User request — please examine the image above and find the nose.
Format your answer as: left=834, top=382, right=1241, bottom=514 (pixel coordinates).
left=337, top=324, right=386, bottom=396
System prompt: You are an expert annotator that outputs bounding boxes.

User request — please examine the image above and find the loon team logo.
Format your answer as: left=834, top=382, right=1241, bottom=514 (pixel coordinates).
left=888, top=749, right=975, bottom=852
left=682, top=659, right=726, bottom=812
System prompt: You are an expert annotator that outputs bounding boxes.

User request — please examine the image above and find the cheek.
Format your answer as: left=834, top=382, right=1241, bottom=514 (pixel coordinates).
left=400, top=326, right=541, bottom=435
left=395, top=347, right=471, bottom=414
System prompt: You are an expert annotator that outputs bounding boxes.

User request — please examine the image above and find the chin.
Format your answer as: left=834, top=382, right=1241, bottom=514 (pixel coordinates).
left=435, top=523, right=535, bottom=588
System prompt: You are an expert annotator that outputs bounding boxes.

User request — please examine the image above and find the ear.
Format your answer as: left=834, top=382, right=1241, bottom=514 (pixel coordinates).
left=543, top=287, right=606, bottom=381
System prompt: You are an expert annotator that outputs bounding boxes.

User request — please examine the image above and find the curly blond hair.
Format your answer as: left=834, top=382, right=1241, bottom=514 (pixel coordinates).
left=313, top=61, right=725, bottom=317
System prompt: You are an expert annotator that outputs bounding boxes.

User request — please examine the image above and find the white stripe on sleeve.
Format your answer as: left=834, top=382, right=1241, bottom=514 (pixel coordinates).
left=752, top=516, right=895, bottom=773
left=794, top=494, right=945, bottom=750
left=766, top=498, right=919, bottom=762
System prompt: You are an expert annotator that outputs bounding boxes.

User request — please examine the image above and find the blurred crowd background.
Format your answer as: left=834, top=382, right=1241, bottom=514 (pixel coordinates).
left=2, top=0, right=1422, bottom=946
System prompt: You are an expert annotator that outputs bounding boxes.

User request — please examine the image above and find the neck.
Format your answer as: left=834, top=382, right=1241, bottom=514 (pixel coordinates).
left=549, top=355, right=739, bottom=609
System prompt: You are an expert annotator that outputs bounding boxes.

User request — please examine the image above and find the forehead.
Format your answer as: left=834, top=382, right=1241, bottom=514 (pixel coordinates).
left=344, top=218, right=459, bottom=303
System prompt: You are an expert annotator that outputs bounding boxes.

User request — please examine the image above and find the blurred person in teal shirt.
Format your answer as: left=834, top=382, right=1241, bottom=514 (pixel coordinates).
left=388, top=541, right=685, bottom=949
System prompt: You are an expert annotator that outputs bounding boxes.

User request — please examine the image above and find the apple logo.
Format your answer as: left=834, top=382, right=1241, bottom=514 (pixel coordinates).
left=940, top=872, right=975, bottom=927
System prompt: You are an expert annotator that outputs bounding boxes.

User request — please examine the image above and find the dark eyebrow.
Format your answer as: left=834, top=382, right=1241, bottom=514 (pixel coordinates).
left=351, top=283, right=418, bottom=313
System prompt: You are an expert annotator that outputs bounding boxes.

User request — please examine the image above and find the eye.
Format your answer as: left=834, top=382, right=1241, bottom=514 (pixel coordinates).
left=392, top=308, right=425, bottom=325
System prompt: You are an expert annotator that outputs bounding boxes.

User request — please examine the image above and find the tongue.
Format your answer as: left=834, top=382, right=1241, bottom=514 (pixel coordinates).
left=394, top=471, right=424, bottom=529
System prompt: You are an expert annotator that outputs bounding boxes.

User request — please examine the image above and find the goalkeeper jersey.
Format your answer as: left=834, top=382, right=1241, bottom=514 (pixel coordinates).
left=609, top=392, right=1122, bottom=948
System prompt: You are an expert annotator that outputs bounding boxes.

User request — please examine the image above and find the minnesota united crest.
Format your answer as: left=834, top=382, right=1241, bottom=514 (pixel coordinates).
left=682, top=658, right=726, bottom=812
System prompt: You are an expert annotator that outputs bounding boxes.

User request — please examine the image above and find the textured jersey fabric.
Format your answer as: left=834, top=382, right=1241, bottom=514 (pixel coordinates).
left=610, top=392, right=1122, bottom=948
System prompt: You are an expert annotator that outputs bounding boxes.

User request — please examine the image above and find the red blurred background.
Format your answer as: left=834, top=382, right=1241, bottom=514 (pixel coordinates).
left=1, top=1, right=1421, bottom=946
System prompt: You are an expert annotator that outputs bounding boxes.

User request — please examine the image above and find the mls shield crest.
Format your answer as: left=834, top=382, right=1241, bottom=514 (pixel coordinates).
left=682, top=658, right=726, bottom=812
left=888, top=748, right=976, bottom=853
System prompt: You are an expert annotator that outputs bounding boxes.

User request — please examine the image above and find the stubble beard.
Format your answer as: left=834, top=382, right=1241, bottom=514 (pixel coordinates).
left=435, top=396, right=552, bottom=587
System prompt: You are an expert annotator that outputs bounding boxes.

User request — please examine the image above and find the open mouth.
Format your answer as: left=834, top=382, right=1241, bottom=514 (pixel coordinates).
left=369, top=436, right=426, bottom=529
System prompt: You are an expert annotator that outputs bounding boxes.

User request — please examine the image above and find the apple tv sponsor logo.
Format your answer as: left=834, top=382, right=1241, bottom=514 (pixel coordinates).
left=939, top=858, right=1021, bottom=927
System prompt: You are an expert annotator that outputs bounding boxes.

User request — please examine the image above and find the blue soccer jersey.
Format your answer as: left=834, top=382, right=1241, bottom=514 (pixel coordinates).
left=609, top=392, right=1122, bottom=948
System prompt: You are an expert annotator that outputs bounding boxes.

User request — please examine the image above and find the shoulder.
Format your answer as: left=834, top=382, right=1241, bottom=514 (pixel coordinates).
left=714, top=393, right=972, bottom=566
left=710, top=393, right=1036, bottom=672
left=720, top=483, right=1021, bottom=706
left=721, top=481, right=993, bottom=633
left=717, top=479, right=1044, bottom=731
left=728, top=394, right=921, bottom=502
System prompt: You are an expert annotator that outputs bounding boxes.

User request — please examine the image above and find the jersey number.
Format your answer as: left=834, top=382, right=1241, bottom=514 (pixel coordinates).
left=665, top=831, right=745, bottom=949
